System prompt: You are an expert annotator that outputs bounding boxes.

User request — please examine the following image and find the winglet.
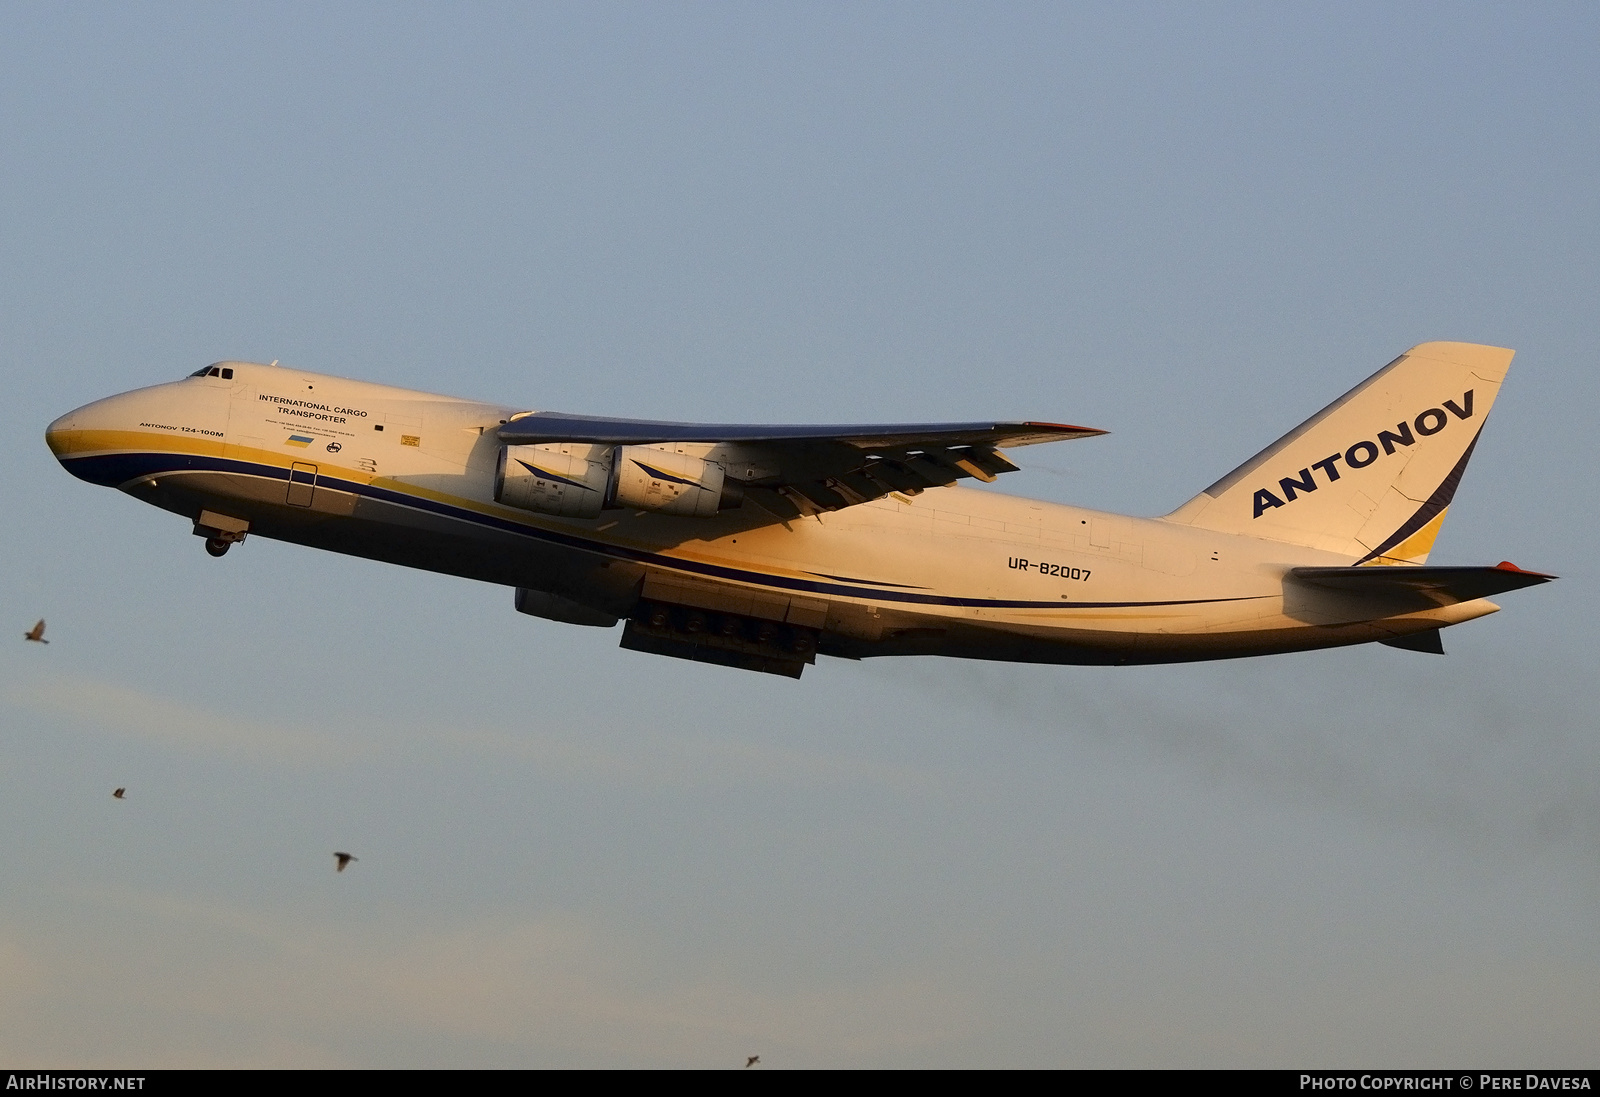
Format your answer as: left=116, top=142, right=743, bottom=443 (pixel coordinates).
left=1022, top=421, right=1109, bottom=438
left=1495, top=560, right=1556, bottom=578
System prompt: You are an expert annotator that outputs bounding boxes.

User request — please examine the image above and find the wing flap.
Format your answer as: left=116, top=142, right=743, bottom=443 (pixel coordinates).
left=898, top=455, right=962, bottom=488
left=833, top=470, right=894, bottom=503
left=858, top=458, right=928, bottom=493
left=745, top=486, right=804, bottom=520
left=963, top=447, right=1022, bottom=477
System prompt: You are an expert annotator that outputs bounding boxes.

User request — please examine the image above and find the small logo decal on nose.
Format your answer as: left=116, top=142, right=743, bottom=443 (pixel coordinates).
left=326, top=442, right=342, bottom=453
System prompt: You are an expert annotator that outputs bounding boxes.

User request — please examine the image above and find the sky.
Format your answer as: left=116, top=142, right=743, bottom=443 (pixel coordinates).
left=1, top=1, right=1597, bottom=1068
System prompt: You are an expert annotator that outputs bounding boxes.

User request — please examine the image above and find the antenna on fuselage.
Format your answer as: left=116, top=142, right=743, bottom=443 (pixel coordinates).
left=269, top=360, right=278, bottom=367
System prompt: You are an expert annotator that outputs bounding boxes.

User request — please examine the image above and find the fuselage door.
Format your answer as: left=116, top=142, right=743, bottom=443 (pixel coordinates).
left=288, top=462, right=317, bottom=506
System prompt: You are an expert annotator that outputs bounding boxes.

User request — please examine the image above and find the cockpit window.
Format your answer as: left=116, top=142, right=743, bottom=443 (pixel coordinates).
left=189, top=365, right=235, bottom=379
left=190, top=367, right=211, bottom=377
left=221, top=368, right=233, bottom=379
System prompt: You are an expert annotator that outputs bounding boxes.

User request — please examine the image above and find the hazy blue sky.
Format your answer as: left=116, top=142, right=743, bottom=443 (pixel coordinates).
left=2, top=2, right=1596, bottom=1067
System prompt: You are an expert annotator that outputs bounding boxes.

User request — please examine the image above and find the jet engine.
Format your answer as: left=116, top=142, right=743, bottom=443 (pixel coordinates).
left=496, top=443, right=744, bottom=519
left=612, top=446, right=742, bottom=517
left=495, top=443, right=612, bottom=518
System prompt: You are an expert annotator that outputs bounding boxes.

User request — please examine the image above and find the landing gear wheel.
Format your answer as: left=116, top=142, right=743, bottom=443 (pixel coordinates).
left=205, top=537, right=231, bottom=557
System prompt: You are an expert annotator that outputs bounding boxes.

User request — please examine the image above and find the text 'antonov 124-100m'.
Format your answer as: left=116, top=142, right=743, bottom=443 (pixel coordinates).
left=46, top=342, right=1553, bottom=678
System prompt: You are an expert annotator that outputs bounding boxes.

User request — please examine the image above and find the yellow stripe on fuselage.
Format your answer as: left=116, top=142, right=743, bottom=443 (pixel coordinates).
left=54, top=428, right=1232, bottom=628
left=51, top=427, right=228, bottom=461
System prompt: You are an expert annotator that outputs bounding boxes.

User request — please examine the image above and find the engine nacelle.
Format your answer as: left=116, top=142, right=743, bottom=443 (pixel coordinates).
left=496, top=443, right=612, bottom=519
left=613, top=446, right=741, bottom=517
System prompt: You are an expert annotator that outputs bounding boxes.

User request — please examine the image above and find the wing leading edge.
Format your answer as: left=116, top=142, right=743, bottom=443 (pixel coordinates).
left=497, top=413, right=1101, bottom=449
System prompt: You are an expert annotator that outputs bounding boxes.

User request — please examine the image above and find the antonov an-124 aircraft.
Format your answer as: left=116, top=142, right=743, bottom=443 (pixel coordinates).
left=46, top=341, right=1553, bottom=678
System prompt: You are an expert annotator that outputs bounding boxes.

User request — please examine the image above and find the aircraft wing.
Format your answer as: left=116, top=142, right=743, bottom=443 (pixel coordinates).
left=1288, top=562, right=1556, bottom=607
left=496, top=413, right=1105, bottom=517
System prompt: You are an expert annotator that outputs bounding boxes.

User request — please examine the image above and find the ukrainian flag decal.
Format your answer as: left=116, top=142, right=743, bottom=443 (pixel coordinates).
left=286, top=434, right=315, bottom=447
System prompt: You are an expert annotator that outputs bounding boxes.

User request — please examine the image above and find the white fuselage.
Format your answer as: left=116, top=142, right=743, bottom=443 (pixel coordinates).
left=45, top=362, right=1497, bottom=668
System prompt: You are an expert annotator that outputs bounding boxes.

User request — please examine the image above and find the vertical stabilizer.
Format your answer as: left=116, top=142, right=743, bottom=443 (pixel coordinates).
left=1162, top=342, right=1512, bottom=563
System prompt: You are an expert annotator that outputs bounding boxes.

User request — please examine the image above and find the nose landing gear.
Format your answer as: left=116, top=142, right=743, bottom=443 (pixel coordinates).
left=193, top=510, right=251, bottom=558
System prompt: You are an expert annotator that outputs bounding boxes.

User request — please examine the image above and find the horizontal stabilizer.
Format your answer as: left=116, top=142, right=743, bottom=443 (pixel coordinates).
left=1290, top=561, right=1555, bottom=606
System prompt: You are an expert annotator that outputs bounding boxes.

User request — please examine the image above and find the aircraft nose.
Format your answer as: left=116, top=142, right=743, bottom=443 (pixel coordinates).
left=45, top=409, right=80, bottom=459
left=46, top=390, right=141, bottom=472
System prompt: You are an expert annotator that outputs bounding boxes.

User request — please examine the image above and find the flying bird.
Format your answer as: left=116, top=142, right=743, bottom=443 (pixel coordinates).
left=113, top=788, right=125, bottom=799
left=24, top=620, right=47, bottom=643
left=334, top=852, right=357, bottom=872
left=745, top=1056, right=759, bottom=1068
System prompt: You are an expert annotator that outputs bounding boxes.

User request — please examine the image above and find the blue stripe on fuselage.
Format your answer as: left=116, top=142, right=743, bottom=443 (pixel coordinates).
left=58, top=450, right=1264, bottom=613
